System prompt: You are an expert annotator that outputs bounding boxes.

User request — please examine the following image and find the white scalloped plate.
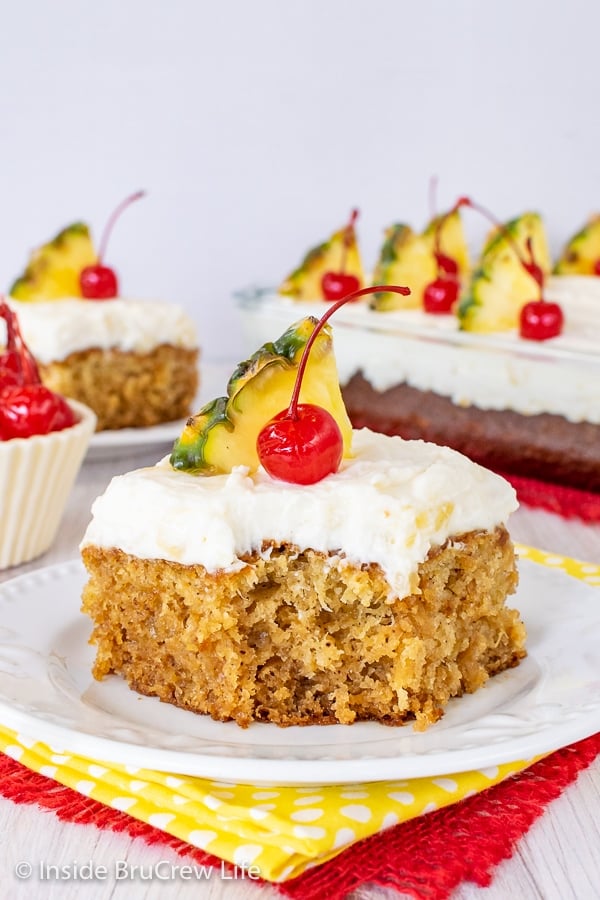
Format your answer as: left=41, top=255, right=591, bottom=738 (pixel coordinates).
left=86, top=417, right=186, bottom=462
left=0, top=558, right=598, bottom=784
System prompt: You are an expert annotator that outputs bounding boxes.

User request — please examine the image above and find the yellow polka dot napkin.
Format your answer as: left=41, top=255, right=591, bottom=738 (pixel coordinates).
left=0, top=727, right=538, bottom=881
left=0, top=547, right=598, bottom=882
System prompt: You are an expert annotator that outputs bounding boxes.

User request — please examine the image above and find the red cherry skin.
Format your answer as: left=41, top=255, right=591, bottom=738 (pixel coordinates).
left=257, top=404, right=343, bottom=485
left=80, top=265, right=119, bottom=300
left=593, top=259, right=600, bottom=276
left=0, top=309, right=41, bottom=385
left=0, top=348, right=40, bottom=385
left=435, top=252, right=459, bottom=278
left=0, top=366, right=21, bottom=395
left=0, top=384, right=76, bottom=440
left=519, top=300, right=564, bottom=341
left=0, top=350, right=21, bottom=378
left=523, top=261, right=544, bottom=288
left=423, top=277, right=460, bottom=314
left=321, top=272, right=361, bottom=302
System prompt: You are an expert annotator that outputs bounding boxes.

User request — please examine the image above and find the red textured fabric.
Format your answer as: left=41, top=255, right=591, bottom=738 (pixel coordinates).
left=1, top=733, right=599, bottom=900
left=501, top=471, right=600, bottom=522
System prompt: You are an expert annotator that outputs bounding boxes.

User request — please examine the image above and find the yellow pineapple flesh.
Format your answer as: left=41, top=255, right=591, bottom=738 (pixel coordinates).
left=371, top=208, right=469, bottom=311
left=279, top=225, right=364, bottom=301
left=171, top=318, right=352, bottom=475
left=554, top=215, right=600, bottom=275
left=10, top=223, right=97, bottom=301
left=459, top=212, right=551, bottom=332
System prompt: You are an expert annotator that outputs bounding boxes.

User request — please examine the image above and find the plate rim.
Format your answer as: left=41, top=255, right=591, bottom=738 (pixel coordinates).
left=87, top=417, right=185, bottom=458
left=0, top=557, right=598, bottom=785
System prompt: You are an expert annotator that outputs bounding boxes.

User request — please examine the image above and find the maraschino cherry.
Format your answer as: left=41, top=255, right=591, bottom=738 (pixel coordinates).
left=80, top=190, right=145, bottom=300
left=462, top=198, right=563, bottom=341
left=594, top=259, right=600, bottom=276
left=517, top=237, right=563, bottom=339
left=519, top=298, right=564, bottom=340
left=320, top=209, right=361, bottom=302
left=423, top=196, right=470, bottom=314
left=0, top=383, right=75, bottom=439
left=0, top=299, right=41, bottom=389
left=0, top=299, right=76, bottom=440
left=257, top=284, right=411, bottom=484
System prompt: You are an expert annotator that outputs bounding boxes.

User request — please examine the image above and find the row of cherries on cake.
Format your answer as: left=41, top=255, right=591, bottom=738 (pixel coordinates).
left=323, top=199, right=564, bottom=342
left=263, top=200, right=566, bottom=484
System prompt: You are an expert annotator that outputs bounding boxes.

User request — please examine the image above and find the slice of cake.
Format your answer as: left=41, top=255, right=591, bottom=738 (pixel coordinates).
left=6, top=198, right=199, bottom=431
left=81, top=306, right=525, bottom=730
left=7, top=297, right=199, bottom=431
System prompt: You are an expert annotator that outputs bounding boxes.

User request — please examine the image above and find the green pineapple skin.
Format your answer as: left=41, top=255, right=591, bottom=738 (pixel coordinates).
left=170, top=397, right=230, bottom=475
left=370, top=224, right=413, bottom=310
left=457, top=267, right=488, bottom=330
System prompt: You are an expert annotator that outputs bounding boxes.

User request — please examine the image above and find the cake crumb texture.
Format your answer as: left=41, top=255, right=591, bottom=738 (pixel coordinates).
left=81, top=526, right=525, bottom=729
left=40, top=344, right=198, bottom=431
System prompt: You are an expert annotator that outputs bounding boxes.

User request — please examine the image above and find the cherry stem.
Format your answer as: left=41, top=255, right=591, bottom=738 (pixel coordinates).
left=461, top=197, right=543, bottom=292
left=97, top=190, right=145, bottom=263
left=339, top=208, right=359, bottom=273
left=287, top=284, right=411, bottom=419
left=432, top=195, right=470, bottom=267
left=525, top=237, right=543, bottom=300
left=0, top=297, right=41, bottom=383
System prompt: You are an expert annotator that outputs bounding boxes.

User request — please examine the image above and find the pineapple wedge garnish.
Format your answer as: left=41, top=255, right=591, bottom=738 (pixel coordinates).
left=10, top=223, right=97, bottom=301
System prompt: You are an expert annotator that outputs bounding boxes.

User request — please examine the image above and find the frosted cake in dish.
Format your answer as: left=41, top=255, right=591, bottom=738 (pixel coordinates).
left=81, top=312, right=526, bottom=730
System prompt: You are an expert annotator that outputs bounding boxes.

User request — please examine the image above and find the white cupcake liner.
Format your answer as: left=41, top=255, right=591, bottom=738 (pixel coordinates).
left=0, top=399, right=96, bottom=569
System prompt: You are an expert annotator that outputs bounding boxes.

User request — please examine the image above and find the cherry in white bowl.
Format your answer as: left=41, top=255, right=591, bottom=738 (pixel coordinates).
left=0, top=399, right=96, bottom=569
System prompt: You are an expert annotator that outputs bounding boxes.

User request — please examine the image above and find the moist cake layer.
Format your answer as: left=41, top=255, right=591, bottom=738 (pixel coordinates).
left=81, top=527, right=525, bottom=729
left=41, top=344, right=199, bottom=431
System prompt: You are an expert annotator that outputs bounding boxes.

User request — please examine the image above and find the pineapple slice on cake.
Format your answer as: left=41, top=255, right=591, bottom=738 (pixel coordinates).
left=9, top=192, right=145, bottom=302
left=279, top=212, right=364, bottom=301
left=10, top=223, right=97, bottom=301
left=554, top=215, right=600, bottom=276
left=458, top=212, right=551, bottom=333
left=171, top=317, right=352, bottom=475
left=370, top=208, right=469, bottom=311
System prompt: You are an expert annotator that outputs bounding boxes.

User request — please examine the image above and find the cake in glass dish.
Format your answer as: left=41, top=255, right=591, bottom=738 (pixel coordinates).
left=81, top=296, right=526, bottom=730
left=5, top=194, right=199, bottom=431
left=235, top=205, right=600, bottom=492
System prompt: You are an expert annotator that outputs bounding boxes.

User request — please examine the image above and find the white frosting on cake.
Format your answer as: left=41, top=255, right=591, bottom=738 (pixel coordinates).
left=81, top=428, right=517, bottom=600
left=3, top=297, right=197, bottom=363
left=236, top=275, right=600, bottom=424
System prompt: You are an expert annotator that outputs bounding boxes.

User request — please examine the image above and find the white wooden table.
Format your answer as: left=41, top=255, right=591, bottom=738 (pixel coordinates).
left=1, top=427, right=599, bottom=900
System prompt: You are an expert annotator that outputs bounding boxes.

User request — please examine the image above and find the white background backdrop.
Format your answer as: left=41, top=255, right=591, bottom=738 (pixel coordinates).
left=0, top=0, right=598, bottom=361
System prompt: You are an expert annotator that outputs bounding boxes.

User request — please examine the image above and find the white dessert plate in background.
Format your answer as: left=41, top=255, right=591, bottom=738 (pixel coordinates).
left=87, top=418, right=186, bottom=462
left=86, top=361, right=235, bottom=462
left=0, top=558, right=598, bottom=785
